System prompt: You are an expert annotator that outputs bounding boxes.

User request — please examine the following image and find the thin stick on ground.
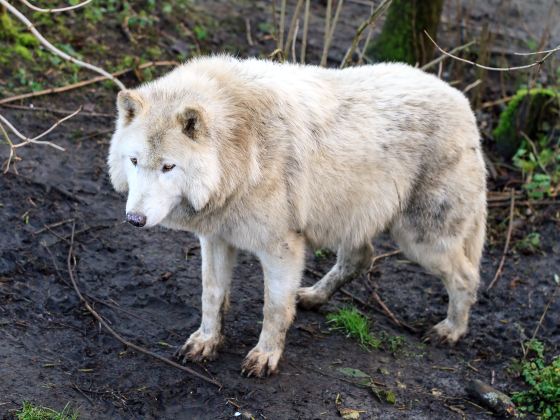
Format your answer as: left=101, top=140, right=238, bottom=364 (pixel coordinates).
left=487, top=189, right=516, bottom=291
left=0, top=61, right=178, bottom=105
left=424, top=30, right=560, bottom=72
left=0, top=0, right=125, bottom=89
left=531, top=282, right=559, bottom=340
left=340, top=0, right=392, bottom=68
left=65, top=223, right=222, bottom=388
left=365, top=250, right=418, bottom=333
left=0, top=103, right=113, bottom=118
left=320, top=249, right=417, bottom=333
left=18, top=0, right=92, bottom=13
left=0, top=107, right=80, bottom=148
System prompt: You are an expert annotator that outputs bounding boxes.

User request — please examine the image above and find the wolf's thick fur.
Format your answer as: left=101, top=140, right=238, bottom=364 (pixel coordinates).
left=108, top=56, right=487, bottom=377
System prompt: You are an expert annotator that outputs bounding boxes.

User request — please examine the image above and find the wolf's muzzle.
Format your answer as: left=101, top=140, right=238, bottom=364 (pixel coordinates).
left=126, top=212, right=147, bottom=227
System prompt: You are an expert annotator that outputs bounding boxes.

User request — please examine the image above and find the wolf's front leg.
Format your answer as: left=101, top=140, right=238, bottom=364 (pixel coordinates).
left=242, top=234, right=305, bottom=377
left=177, top=236, right=237, bottom=363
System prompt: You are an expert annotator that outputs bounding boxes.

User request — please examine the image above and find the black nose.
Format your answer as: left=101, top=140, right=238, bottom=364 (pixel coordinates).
left=126, top=212, right=146, bottom=227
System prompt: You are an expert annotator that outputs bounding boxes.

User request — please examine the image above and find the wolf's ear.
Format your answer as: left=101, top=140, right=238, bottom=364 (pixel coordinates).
left=117, top=90, right=144, bottom=125
left=178, top=107, right=207, bottom=140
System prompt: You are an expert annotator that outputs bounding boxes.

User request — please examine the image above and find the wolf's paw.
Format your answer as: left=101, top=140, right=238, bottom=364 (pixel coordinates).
left=241, top=347, right=282, bottom=377
left=175, top=330, right=222, bottom=363
left=297, top=286, right=328, bottom=310
left=423, top=319, right=466, bottom=345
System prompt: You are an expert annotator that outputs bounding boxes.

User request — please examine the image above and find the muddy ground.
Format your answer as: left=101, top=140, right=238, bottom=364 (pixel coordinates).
left=0, top=1, right=559, bottom=419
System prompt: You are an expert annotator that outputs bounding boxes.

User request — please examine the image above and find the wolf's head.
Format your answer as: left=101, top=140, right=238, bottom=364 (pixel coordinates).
left=108, top=86, right=225, bottom=228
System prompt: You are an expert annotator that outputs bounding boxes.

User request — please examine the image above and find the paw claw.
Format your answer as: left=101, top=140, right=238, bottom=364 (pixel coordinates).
left=241, top=347, right=282, bottom=377
left=175, top=329, right=222, bottom=363
left=425, top=319, right=466, bottom=346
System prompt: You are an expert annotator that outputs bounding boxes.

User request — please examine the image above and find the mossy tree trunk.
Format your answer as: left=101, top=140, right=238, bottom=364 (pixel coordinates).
left=368, top=0, right=445, bottom=66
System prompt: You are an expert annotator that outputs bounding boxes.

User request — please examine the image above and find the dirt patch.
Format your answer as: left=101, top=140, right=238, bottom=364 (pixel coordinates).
left=0, top=1, right=559, bottom=419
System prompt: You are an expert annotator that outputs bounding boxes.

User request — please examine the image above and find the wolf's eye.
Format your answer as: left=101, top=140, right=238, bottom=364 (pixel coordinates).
left=162, top=164, right=176, bottom=173
left=130, top=157, right=137, bottom=166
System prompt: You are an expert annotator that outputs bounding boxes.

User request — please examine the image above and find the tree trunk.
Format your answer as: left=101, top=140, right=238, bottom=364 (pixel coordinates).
left=368, top=0, right=445, bottom=66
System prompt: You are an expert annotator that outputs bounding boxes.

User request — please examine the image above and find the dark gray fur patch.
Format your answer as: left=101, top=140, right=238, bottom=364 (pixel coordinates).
left=402, top=144, right=465, bottom=243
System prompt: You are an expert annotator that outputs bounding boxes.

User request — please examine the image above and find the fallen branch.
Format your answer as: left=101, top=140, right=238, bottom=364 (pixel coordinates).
left=424, top=30, right=560, bottom=72
left=487, top=189, right=515, bottom=291
left=18, top=0, right=92, bottom=13
left=0, top=61, right=178, bottom=105
left=0, top=0, right=125, bottom=89
left=530, top=280, right=559, bottom=340
left=0, top=103, right=113, bottom=118
left=488, top=199, right=558, bottom=208
left=365, top=250, right=418, bottom=333
left=65, top=223, right=222, bottom=388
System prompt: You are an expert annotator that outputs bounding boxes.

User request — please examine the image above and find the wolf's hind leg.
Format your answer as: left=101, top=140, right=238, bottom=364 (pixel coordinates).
left=177, top=235, right=237, bottom=362
left=297, top=243, right=373, bottom=309
left=398, top=238, right=479, bottom=344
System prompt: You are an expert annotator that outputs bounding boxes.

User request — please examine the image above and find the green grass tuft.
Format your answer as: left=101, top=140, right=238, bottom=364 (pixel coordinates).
left=16, top=402, right=78, bottom=420
left=327, top=306, right=381, bottom=349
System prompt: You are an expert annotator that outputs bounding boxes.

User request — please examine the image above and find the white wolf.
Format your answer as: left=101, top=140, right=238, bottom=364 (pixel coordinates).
left=108, top=55, right=487, bottom=377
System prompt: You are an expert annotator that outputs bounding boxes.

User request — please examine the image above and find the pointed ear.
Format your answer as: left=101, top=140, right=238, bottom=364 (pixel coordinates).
left=117, top=90, right=144, bottom=124
left=178, top=107, right=207, bottom=140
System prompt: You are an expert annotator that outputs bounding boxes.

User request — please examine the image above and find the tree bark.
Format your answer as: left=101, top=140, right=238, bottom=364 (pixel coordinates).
left=368, top=0, right=445, bottom=66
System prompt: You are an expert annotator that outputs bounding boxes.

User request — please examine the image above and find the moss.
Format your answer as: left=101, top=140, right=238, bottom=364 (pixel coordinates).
left=367, top=0, right=444, bottom=65
left=0, top=11, right=19, bottom=41
left=0, top=10, right=40, bottom=63
left=493, top=88, right=559, bottom=159
left=12, top=44, right=34, bottom=61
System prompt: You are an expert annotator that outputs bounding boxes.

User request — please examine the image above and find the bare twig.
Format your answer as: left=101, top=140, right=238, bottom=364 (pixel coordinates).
left=65, top=223, right=222, bottom=388
left=284, top=0, right=304, bottom=59
left=479, top=95, right=514, bottom=109
left=365, top=250, right=417, bottom=333
left=0, top=61, right=178, bottom=105
left=18, top=0, right=92, bottom=13
left=420, top=41, right=475, bottom=71
left=1, top=0, right=125, bottom=89
left=487, top=189, right=515, bottom=291
left=340, top=0, right=392, bottom=68
left=513, top=45, right=560, bottom=56
left=424, top=30, right=560, bottom=72
left=321, top=0, right=332, bottom=67
left=531, top=282, right=559, bottom=340
left=0, top=107, right=80, bottom=150
left=463, top=79, right=482, bottom=93
left=1, top=108, right=81, bottom=173
left=521, top=132, right=550, bottom=176
left=291, top=19, right=300, bottom=63
left=300, top=0, right=310, bottom=64
left=245, top=18, right=254, bottom=47
left=0, top=122, right=17, bottom=174
left=278, top=0, right=287, bottom=52
left=321, top=0, right=344, bottom=67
